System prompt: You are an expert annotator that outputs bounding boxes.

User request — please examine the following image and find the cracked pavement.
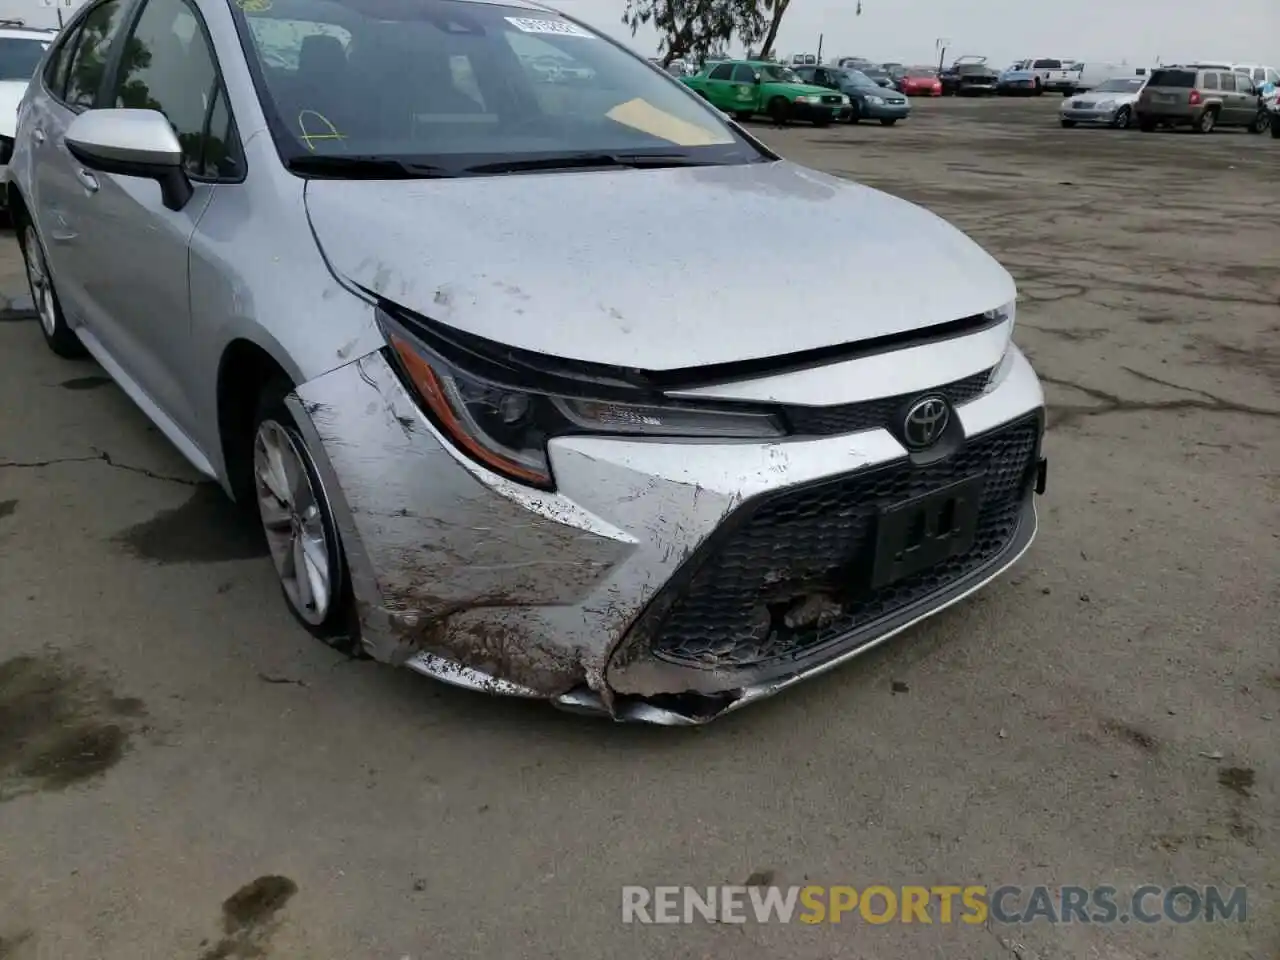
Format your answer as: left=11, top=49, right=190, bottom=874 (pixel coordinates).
left=0, top=96, right=1276, bottom=960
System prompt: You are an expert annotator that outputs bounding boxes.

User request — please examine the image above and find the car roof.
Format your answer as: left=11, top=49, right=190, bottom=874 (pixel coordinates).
left=0, top=23, right=57, bottom=39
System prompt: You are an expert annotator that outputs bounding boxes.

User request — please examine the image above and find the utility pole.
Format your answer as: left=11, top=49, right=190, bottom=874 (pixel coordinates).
left=935, top=37, right=950, bottom=73
left=816, top=33, right=823, bottom=64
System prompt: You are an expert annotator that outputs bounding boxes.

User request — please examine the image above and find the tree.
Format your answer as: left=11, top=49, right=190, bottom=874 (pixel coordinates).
left=623, top=0, right=771, bottom=68
left=755, top=0, right=791, bottom=61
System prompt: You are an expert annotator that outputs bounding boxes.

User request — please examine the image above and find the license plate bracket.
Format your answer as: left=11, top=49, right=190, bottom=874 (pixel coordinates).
left=871, top=474, right=985, bottom=588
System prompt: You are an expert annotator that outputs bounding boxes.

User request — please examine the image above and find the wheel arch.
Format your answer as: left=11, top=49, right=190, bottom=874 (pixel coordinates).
left=216, top=337, right=295, bottom=505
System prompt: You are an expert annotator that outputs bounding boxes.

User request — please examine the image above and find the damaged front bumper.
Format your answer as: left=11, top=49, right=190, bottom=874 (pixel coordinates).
left=287, top=341, right=1046, bottom=725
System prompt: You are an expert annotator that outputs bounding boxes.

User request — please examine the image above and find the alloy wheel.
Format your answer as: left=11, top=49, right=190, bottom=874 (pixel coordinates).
left=254, top=419, right=333, bottom=626
left=23, top=225, right=57, bottom=338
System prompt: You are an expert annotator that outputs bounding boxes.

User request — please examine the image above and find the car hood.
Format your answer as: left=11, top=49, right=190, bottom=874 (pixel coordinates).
left=0, top=80, right=29, bottom=139
left=1070, top=91, right=1141, bottom=106
left=304, top=160, right=1015, bottom=370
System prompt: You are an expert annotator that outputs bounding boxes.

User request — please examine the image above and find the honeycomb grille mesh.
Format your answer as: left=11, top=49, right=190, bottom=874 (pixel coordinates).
left=649, top=414, right=1040, bottom=669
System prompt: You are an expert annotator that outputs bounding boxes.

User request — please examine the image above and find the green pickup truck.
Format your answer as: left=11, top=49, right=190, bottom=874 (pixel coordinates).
left=681, top=60, right=850, bottom=125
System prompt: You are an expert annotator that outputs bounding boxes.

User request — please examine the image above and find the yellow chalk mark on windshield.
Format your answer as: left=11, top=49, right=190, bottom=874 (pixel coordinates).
left=298, top=110, right=346, bottom=151
left=605, top=98, right=733, bottom=147
left=236, top=0, right=272, bottom=12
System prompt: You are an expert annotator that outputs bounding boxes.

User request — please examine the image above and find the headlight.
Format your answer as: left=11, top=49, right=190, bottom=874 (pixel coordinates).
left=380, top=312, right=785, bottom=489
left=840, top=95, right=851, bottom=104
left=795, top=95, right=816, bottom=103
left=866, top=95, right=884, bottom=105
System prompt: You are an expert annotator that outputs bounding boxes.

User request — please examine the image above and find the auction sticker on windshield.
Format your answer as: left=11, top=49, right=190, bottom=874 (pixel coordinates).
left=504, top=17, right=595, bottom=38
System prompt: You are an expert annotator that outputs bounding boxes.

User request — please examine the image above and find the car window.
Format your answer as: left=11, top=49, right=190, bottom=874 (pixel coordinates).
left=233, top=0, right=752, bottom=168
left=1236, top=75, right=1255, bottom=94
left=110, top=0, right=222, bottom=177
left=730, top=64, right=755, bottom=83
left=1201, top=72, right=1218, bottom=90
left=1268, top=69, right=1279, bottom=85
left=1219, top=73, right=1238, bottom=91
left=1148, top=68, right=1195, bottom=88
left=1252, top=68, right=1264, bottom=83
left=64, top=0, right=130, bottom=109
left=0, top=36, right=50, bottom=80
left=1032, top=59, right=1061, bottom=69
left=42, top=21, right=81, bottom=96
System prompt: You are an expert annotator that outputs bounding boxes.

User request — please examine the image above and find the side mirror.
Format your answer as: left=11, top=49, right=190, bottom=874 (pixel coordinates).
left=752, top=73, right=762, bottom=84
left=64, top=108, right=193, bottom=211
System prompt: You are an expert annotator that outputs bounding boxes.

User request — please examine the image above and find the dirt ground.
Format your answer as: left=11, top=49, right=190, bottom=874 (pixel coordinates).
left=0, top=95, right=1276, bottom=960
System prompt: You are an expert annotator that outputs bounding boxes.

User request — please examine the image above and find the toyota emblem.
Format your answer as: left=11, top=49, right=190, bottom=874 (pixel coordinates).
left=902, top=396, right=950, bottom=449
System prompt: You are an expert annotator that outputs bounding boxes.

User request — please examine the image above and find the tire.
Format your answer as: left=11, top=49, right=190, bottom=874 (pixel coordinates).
left=1247, top=109, right=1269, bottom=134
left=1060, top=118, right=1076, bottom=128
left=767, top=96, right=790, bottom=125
left=1112, top=106, right=1131, bottom=129
left=17, top=217, right=87, bottom=359
left=1062, top=89, right=1074, bottom=97
left=847, top=103, right=861, bottom=123
left=1033, top=80, right=1042, bottom=96
left=1194, top=108, right=1217, bottom=134
left=879, top=118, right=897, bottom=126
left=1271, top=116, right=1280, bottom=138
left=252, top=379, right=361, bottom=654
left=812, top=118, right=830, bottom=128
left=1138, top=114, right=1156, bottom=132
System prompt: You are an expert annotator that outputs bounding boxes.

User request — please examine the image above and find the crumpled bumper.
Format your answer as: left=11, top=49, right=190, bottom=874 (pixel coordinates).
left=287, top=343, right=1045, bottom=724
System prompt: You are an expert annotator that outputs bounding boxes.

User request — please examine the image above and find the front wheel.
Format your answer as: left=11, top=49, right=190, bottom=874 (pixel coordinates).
left=252, top=380, right=360, bottom=652
left=1061, top=118, right=1077, bottom=128
left=879, top=118, right=898, bottom=126
left=1271, top=114, right=1280, bottom=138
left=767, top=96, right=790, bottom=125
left=1248, top=109, right=1270, bottom=134
left=1138, top=114, right=1156, bottom=132
left=812, top=117, right=830, bottom=128
left=18, top=220, right=87, bottom=359
left=1195, top=108, right=1217, bottom=134
left=1112, top=106, right=1132, bottom=129
left=847, top=103, right=861, bottom=123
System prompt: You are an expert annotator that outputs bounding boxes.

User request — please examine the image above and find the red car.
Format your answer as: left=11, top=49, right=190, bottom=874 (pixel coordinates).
left=898, top=70, right=943, bottom=96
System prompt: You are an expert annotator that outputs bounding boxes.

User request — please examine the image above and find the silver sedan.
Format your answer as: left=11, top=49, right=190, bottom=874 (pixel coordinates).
left=10, top=0, right=1046, bottom=724
left=1060, top=76, right=1147, bottom=127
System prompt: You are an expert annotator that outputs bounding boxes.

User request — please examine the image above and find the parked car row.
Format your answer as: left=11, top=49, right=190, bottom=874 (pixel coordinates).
left=1055, top=64, right=1276, bottom=136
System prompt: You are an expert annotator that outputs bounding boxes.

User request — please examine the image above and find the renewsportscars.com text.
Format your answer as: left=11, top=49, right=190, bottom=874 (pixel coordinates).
left=621, top=884, right=1247, bottom=925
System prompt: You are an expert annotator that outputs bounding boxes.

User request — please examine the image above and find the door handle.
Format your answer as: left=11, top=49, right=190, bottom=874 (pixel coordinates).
left=74, top=168, right=99, bottom=192
left=31, top=127, right=45, bottom=145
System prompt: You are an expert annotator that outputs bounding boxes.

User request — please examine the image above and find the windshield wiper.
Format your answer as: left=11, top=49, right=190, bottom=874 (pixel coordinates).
left=286, top=155, right=455, bottom=179
left=463, top=152, right=718, bottom=174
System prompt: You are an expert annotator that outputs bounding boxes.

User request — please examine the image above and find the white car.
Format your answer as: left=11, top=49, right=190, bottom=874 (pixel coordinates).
left=0, top=23, right=54, bottom=205
left=1060, top=76, right=1148, bottom=128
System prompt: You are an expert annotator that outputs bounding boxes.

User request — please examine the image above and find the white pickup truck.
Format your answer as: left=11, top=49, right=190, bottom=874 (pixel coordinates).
left=999, top=58, right=1082, bottom=95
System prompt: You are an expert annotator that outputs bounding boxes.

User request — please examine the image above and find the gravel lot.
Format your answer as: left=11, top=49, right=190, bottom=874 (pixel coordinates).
left=0, top=95, right=1276, bottom=960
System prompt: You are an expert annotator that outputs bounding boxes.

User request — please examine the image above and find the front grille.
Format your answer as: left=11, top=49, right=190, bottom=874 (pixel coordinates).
left=647, top=413, right=1040, bottom=669
left=783, top=368, right=992, bottom=437
left=821, top=95, right=843, bottom=104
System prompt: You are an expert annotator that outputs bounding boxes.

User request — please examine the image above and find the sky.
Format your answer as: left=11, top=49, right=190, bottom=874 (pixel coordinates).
left=549, top=0, right=1279, bottom=71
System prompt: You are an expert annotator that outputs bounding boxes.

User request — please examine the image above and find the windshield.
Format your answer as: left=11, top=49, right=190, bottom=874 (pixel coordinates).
left=232, top=0, right=761, bottom=172
left=760, top=64, right=801, bottom=83
left=840, top=69, right=878, bottom=88
left=0, top=36, right=49, bottom=81
left=1093, top=78, right=1144, bottom=93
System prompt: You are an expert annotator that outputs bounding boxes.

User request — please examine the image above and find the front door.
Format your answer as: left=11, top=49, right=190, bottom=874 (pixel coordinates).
left=76, top=0, right=227, bottom=440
